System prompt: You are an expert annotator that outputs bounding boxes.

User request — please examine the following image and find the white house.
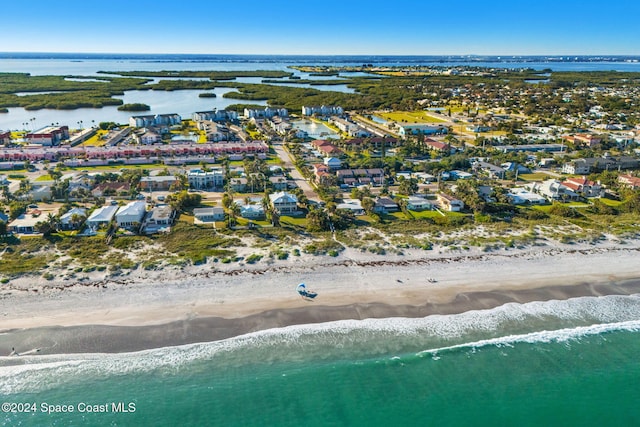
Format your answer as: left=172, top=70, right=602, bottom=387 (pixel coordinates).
left=86, top=205, right=119, bottom=229
left=336, top=199, right=365, bottom=216
left=187, top=169, right=224, bottom=190
left=407, top=196, right=433, bottom=211
left=239, top=204, right=265, bottom=219
left=193, top=207, right=225, bottom=223
left=115, top=201, right=147, bottom=229
left=507, top=188, right=547, bottom=205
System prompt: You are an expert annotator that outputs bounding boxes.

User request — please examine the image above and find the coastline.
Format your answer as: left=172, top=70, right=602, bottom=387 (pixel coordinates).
left=1, top=243, right=640, bottom=356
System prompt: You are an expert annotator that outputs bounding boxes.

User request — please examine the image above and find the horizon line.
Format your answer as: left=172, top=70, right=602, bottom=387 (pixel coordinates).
left=1, top=51, right=640, bottom=58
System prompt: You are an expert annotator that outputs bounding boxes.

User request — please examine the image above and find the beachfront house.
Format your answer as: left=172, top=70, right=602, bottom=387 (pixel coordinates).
left=407, top=196, right=433, bottom=211
left=142, top=205, right=176, bottom=234
left=437, top=193, right=464, bottom=212
left=373, top=197, right=399, bottom=214
left=59, top=207, right=87, bottom=230
left=561, top=176, right=604, bottom=198
left=7, top=214, right=41, bottom=234
left=193, top=207, right=225, bottom=223
left=507, top=188, right=547, bottom=205
left=115, top=201, right=147, bottom=230
left=336, top=199, right=365, bottom=216
left=86, top=205, right=119, bottom=229
left=269, top=191, right=298, bottom=214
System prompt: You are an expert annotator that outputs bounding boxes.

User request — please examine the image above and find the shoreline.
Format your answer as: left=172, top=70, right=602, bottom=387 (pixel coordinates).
left=1, top=243, right=640, bottom=356
left=1, top=279, right=640, bottom=356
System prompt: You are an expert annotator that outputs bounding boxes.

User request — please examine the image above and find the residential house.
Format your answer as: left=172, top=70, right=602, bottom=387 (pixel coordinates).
left=7, top=214, right=41, bottom=234
left=269, top=191, right=298, bottom=214
left=507, top=188, right=547, bottom=205
left=238, top=201, right=265, bottom=219
left=437, top=193, right=464, bottom=212
left=269, top=176, right=288, bottom=191
left=142, top=205, right=176, bottom=234
left=618, top=174, right=640, bottom=189
left=373, top=197, right=399, bottom=214
left=562, top=176, right=604, bottom=198
left=311, top=140, right=343, bottom=157
left=140, top=176, right=178, bottom=191
left=86, top=205, right=119, bottom=229
left=323, top=157, right=342, bottom=170
left=423, top=137, right=452, bottom=154
left=193, top=207, right=225, bottom=223
left=229, top=177, right=248, bottom=192
left=475, top=161, right=505, bottom=179
left=528, top=179, right=579, bottom=201
left=336, top=199, right=365, bottom=216
left=115, top=201, right=147, bottom=230
left=59, top=207, right=87, bottom=230
left=29, top=185, right=53, bottom=202
left=91, top=182, right=131, bottom=198
left=406, top=196, right=433, bottom=211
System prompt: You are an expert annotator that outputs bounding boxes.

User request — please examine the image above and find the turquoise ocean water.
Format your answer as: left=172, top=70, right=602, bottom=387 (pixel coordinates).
left=2, top=294, right=640, bottom=426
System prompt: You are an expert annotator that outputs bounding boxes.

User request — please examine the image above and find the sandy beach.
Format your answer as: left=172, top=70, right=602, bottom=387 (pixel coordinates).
left=1, top=242, right=640, bottom=355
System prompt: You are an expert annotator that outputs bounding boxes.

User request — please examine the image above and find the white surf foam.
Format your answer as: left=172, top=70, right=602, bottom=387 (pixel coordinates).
left=2, top=294, right=640, bottom=394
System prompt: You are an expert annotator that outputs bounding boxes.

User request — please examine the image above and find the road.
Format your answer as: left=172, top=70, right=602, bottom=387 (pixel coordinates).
left=271, top=141, right=321, bottom=202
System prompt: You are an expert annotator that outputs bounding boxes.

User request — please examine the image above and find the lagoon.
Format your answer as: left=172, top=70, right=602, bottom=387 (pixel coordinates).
left=1, top=88, right=267, bottom=131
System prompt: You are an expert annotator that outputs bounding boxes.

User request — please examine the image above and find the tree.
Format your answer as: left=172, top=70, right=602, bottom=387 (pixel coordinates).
left=0, top=220, right=7, bottom=237
left=222, top=192, right=233, bottom=209
left=228, top=202, right=241, bottom=227
left=398, top=178, right=419, bottom=196
left=306, top=207, right=330, bottom=232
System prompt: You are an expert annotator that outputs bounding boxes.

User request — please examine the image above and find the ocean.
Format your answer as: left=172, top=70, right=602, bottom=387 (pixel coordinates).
left=2, top=294, right=640, bottom=426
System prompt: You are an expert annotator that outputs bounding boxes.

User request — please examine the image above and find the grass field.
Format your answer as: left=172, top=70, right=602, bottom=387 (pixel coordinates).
left=518, top=173, right=551, bottom=181
left=379, top=111, right=447, bottom=124
left=81, top=130, right=109, bottom=147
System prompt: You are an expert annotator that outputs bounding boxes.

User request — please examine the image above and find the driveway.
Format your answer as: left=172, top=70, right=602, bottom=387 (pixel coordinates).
left=271, top=141, right=320, bottom=202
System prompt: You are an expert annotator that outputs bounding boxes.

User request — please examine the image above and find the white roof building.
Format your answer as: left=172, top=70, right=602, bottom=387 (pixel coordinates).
left=86, top=205, right=119, bottom=227
left=115, top=201, right=147, bottom=229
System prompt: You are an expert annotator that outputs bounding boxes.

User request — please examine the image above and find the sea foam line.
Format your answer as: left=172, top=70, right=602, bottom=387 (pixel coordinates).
left=417, top=319, right=640, bottom=357
left=2, top=294, right=640, bottom=394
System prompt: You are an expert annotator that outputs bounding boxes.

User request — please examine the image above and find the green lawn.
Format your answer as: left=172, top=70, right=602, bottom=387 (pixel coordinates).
left=280, top=215, right=307, bottom=227
left=379, top=111, right=447, bottom=124
left=598, top=198, right=623, bottom=207
left=35, top=174, right=53, bottom=181
left=518, top=173, right=550, bottom=181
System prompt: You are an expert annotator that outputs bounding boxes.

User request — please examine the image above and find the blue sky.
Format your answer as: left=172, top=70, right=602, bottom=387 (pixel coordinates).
left=2, top=0, right=638, bottom=55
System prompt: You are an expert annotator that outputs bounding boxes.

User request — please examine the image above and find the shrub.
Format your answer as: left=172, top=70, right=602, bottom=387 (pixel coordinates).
left=246, top=254, right=263, bottom=264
